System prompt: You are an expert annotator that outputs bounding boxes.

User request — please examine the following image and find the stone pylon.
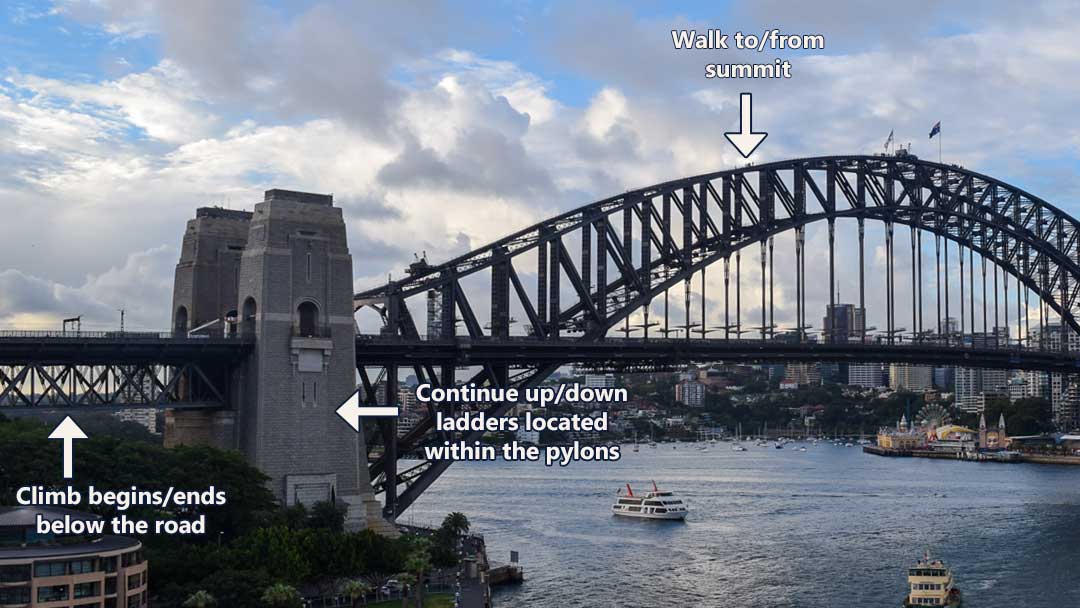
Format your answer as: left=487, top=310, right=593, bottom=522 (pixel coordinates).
left=170, top=190, right=396, bottom=536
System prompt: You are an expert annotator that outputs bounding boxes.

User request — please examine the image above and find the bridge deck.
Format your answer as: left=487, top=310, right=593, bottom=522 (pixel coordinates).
left=0, top=332, right=253, bottom=364
left=355, top=335, right=1080, bottom=374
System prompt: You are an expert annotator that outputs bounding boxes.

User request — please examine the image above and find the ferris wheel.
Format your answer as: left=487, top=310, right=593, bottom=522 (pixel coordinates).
left=916, top=403, right=952, bottom=430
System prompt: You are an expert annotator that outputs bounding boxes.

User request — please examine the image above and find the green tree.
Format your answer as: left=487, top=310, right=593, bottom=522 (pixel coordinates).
left=261, top=583, right=302, bottom=608
left=340, top=579, right=372, bottom=607
left=440, top=512, right=470, bottom=538
left=196, top=569, right=273, bottom=608
left=980, top=397, right=1054, bottom=436
left=308, top=500, right=346, bottom=531
left=404, top=545, right=432, bottom=608
left=239, top=527, right=313, bottom=583
left=63, top=412, right=162, bottom=444
left=277, top=504, right=309, bottom=530
left=395, top=574, right=416, bottom=608
left=182, top=590, right=218, bottom=608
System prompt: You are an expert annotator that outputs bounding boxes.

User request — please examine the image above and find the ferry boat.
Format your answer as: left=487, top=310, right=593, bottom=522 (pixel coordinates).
left=612, top=482, right=688, bottom=520
left=902, top=552, right=961, bottom=607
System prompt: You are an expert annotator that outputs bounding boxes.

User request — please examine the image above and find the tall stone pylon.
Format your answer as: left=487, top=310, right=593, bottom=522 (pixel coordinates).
left=170, top=190, right=393, bottom=535
left=167, top=207, right=251, bottom=448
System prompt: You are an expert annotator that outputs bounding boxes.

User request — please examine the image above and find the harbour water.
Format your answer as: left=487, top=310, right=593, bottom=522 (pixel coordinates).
left=406, top=441, right=1080, bottom=607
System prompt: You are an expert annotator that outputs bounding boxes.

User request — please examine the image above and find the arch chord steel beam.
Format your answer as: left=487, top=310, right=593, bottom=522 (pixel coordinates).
left=351, top=154, right=1080, bottom=515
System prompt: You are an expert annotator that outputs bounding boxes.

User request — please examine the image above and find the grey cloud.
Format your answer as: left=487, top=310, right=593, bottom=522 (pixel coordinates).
left=349, top=235, right=411, bottom=282
left=151, top=0, right=455, bottom=138
left=573, top=120, right=643, bottom=163
left=0, top=246, right=175, bottom=330
left=335, top=194, right=402, bottom=221
left=0, top=269, right=114, bottom=328
left=377, top=128, right=556, bottom=200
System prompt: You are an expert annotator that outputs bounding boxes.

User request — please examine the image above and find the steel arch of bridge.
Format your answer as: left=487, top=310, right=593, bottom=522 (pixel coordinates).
left=354, top=154, right=1080, bottom=517
left=358, top=154, right=1080, bottom=339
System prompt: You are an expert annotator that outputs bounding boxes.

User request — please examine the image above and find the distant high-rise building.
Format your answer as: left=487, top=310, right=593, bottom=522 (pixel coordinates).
left=114, top=408, right=158, bottom=434
left=889, top=365, right=933, bottom=391
left=1008, top=372, right=1048, bottom=402
left=939, top=317, right=959, bottom=339
left=848, top=364, right=883, bottom=389
left=823, top=303, right=865, bottom=344
left=397, top=386, right=418, bottom=411
left=953, top=332, right=1012, bottom=413
left=818, top=362, right=842, bottom=384
left=675, top=380, right=705, bottom=407
left=763, top=364, right=786, bottom=382
left=784, top=363, right=821, bottom=386
left=585, top=374, right=616, bottom=388
left=823, top=303, right=866, bottom=384
left=933, top=367, right=955, bottom=391
left=1017, top=370, right=1050, bottom=399
left=1036, top=324, right=1080, bottom=430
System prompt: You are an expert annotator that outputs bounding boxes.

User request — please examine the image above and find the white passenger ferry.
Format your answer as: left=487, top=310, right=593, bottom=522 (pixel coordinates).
left=612, top=482, right=688, bottom=520
left=902, top=552, right=961, bottom=607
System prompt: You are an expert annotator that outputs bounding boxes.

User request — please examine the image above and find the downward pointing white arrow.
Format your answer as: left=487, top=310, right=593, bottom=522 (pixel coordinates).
left=335, top=389, right=399, bottom=432
left=724, top=92, right=768, bottom=158
left=48, top=416, right=88, bottom=479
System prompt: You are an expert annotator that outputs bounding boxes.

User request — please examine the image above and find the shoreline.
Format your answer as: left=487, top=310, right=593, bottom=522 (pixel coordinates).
left=863, top=445, right=1080, bottom=465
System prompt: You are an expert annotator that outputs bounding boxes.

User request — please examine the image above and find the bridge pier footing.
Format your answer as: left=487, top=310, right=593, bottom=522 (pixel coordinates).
left=163, top=409, right=236, bottom=450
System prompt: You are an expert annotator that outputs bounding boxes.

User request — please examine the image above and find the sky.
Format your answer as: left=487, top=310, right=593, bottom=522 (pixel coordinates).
left=2, top=0, right=1080, bottom=333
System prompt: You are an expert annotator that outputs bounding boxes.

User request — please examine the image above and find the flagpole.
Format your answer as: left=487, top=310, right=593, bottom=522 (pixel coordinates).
left=939, top=128, right=942, bottom=164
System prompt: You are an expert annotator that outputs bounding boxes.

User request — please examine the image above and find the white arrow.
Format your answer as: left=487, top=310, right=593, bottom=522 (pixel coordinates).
left=48, top=416, right=88, bottom=479
left=724, top=92, right=768, bottom=158
left=335, top=389, right=399, bottom=432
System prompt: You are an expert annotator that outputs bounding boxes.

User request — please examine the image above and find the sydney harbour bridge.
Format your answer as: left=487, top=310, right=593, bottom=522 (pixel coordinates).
left=4, top=153, right=1080, bottom=520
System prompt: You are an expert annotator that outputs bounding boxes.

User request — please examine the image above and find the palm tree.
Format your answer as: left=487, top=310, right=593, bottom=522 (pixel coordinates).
left=395, top=573, right=416, bottom=608
left=182, top=590, right=217, bottom=608
left=261, top=583, right=302, bottom=608
left=340, top=579, right=372, bottom=607
left=441, top=512, right=470, bottom=538
left=405, top=549, right=432, bottom=608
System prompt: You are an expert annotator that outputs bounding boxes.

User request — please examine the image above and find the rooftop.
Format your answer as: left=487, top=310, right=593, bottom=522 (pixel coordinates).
left=0, top=505, right=99, bottom=527
left=0, top=506, right=140, bottom=559
left=0, top=534, right=140, bottom=559
left=263, top=188, right=333, bottom=206
left=195, top=207, right=253, bottom=221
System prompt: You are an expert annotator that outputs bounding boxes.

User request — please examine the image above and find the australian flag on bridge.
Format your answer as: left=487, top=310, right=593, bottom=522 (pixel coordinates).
left=929, top=121, right=941, bottom=139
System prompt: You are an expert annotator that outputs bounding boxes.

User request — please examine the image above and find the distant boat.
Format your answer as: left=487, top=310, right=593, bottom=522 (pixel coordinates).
left=612, top=482, right=688, bottom=520
left=732, top=444, right=747, bottom=452
left=774, top=442, right=783, bottom=449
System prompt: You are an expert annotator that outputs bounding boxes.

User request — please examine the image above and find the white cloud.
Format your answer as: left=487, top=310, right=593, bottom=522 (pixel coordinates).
left=4, top=1, right=1080, bottom=339
left=9, top=61, right=218, bottom=143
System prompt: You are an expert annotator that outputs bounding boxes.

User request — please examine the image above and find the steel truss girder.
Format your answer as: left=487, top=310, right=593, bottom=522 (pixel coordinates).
left=362, top=362, right=557, bottom=518
left=0, top=361, right=229, bottom=409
